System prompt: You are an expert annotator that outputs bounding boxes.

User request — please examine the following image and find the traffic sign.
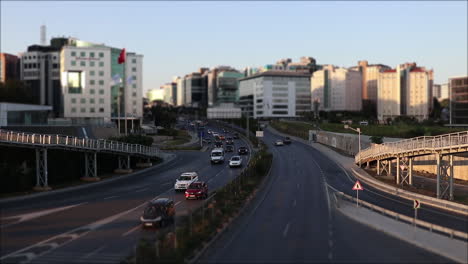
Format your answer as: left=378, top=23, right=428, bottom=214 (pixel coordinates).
left=256, top=131, right=264, bottom=137
left=413, top=199, right=421, bottom=209
left=352, top=180, right=364, bottom=191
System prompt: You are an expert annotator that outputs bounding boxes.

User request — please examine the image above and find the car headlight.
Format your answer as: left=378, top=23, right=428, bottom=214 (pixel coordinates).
left=197, top=191, right=202, bottom=194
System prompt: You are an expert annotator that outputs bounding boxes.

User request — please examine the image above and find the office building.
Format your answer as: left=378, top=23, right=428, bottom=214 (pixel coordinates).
left=311, top=65, right=362, bottom=112
left=207, top=66, right=244, bottom=106
left=0, top=53, right=20, bottom=82
left=239, top=71, right=311, bottom=119
left=449, top=76, right=468, bottom=125
left=441, top=83, right=449, bottom=101
left=162, top=82, right=177, bottom=105
left=377, top=63, right=433, bottom=122
left=175, top=76, right=185, bottom=106
left=183, top=68, right=208, bottom=108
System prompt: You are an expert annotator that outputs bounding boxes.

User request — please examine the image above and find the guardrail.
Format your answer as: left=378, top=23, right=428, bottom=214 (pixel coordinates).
left=0, top=129, right=161, bottom=157
left=335, top=192, right=468, bottom=242
left=356, top=131, right=468, bottom=163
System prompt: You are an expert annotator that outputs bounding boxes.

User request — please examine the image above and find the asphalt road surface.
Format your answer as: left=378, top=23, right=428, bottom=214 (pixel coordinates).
left=0, top=125, right=250, bottom=264
left=199, top=129, right=452, bottom=263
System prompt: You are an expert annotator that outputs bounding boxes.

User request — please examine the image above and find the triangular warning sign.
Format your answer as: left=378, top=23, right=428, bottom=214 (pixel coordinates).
left=352, top=180, right=364, bottom=191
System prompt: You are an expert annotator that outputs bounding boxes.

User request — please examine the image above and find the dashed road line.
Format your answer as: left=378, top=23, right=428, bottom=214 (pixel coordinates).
left=103, top=196, right=118, bottom=200
left=282, top=222, right=290, bottom=237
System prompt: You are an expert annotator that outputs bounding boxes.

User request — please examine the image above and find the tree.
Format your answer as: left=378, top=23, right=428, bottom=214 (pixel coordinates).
left=430, top=97, right=442, bottom=119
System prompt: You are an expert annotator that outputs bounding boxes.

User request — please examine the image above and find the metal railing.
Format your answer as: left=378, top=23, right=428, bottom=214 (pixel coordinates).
left=0, top=129, right=161, bottom=157
left=335, top=192, right=468, bottom=241
left=356, top=131, right=468, bottom=163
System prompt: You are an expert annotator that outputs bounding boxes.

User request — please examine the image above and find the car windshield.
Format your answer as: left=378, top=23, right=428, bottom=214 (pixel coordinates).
left=212, top=152, right=222, bottom=157
left=231, top=157, right=240, bottom=161
left=143, top=205, right=163, bottom=218
left=188, top=183, right=202, bottom=189
left=178, top=176, right=192, bottom=181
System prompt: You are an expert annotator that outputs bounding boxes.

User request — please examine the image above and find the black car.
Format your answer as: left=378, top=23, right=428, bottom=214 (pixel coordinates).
left=140, top=198, right=175, bottom=228
left=283, top=137, right=292, bottom=144
left=214, top=141, right=223, bottom=148
left=238, top=146, right=249, bottom=155
left=225, top=145, right=234, bottom=152
left=233, top=133, right=240, bottom=139
left=226, top=139, right=234, bottom=145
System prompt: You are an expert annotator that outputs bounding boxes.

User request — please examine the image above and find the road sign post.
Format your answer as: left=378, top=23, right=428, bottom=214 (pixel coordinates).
left=352, top=180, right=364, bottom=207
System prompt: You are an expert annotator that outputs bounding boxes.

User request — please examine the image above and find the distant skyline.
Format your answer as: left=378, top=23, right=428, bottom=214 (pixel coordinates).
left=1, top=1, right=467, bottom=93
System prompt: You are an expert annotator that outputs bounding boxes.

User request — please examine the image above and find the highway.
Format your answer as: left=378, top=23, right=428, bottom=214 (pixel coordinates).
left=199, top=129, right=452, bottom=263
left=0, top=125, right=251, bottom=264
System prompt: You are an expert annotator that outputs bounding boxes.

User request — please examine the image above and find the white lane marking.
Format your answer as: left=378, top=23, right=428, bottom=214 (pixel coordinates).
left=1, top=202, right=87, bottom=228
left=292, top=199, right=297, bottom=207
left=297, top=183, right=300, bottom=189
left=175, top=201, right=182, bottom=207
left=83, top=245, right=106, bottom=259
left=104, top=196, right=118, bottom=200
left=135, top=188, right=148, bottom=192
left=282, top=222, right=290, bottom=237
left=122, top=224, right=141, bottom=237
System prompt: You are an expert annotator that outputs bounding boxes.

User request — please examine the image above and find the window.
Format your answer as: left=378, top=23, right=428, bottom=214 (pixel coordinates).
left=80, top=52, right=86, bottom=57
left=99, top=62, right=104, bottom=67
left=81, top=108, right=86, bottom=113
left=99, top=108, right=104, bottom=112
left=80, top=61, right=86, bottom=67
left=99, top=52, right=104, bottom=58
left=132, top=58, right=136, bottom=63
left=90, top=52, right=95, bottom=58
left=99, top=89, right=104, bottom=95
left=272, top=111, right=288, bottom=115
left=71, top=107, right=76, bottom=113
left=132, top=67, right=136, bottom=72
left=71, top=61, right=76, bottom=66
left=90, top=89, right=95, bottom=95
left=52, top=63, right=58, bottom=69
left=71, top=98, right=77, bottom=104
left=90, top=108, right=95, bottom=113
left=80, top=98, right=86, bottom=104
left=99, top=98, right=104, bottom=104
left=90, top=61, right=95, bottom=67
left=67, top=71, right=82, bottom=94
left=133, top=100, right=137, bottom=105
left=90, top=80, right=95, bottom=85
left=133, top=84, right=136, bottom=89
left=90, top=71, right=95, bottom=76
left=99, top=71, right=104, bottom=76
left=71, top=51, right=76, bottom=57
left=98, top=80, right=104, bottom=85
left=132, top=75, right=137, bottom=80
left=132, top=92, right=137, bottom=97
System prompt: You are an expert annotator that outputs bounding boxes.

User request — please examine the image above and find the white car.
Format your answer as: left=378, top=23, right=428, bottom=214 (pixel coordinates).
left=207, top=130, right=213, bottom=135
left=174, top=172, right=199, bottom=191
left=229, top=156, right=243, bottom=168
left=210, top=148, right=225, bottom=164
left=274, top=140, right=284, bottom=146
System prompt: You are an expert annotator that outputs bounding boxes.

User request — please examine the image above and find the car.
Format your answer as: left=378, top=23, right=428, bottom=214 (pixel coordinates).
left=233, top=133, right=240, bottom=139
left=211, top=148, right=225, bottom=164
left=229, top=156, right=243, bottom=167
left=226, top=139, right=234, bottom=145
left=283, top=137, right=291, bottom=144
left=140, top=198, right=175, bottom=228
left=207, top=130, right=213, bottom=135
left=238, top=146, right=249, bottom=155
left=185, top=181, right=208, bottom=200
left=214, top=141, right=223, bottom=148
left=174, top=172, right=199, bottom=191
left=219, top=135, right=226, bottom=141
left=212, top=133, right=219, bottom=138
left=225, top=145, right=234, bottom=152
left=275, top=140, right=284, bottom=146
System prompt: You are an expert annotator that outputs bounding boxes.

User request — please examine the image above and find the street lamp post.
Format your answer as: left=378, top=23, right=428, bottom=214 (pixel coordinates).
left=345, top=124, right=362, bottom=167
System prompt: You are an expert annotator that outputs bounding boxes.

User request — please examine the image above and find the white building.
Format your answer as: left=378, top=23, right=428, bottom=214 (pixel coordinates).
left=377, top=63, right=433, bottom=122
left=147, top=88, right=165, bottom=102
left=440, top=83, right=449, bottom=101
left=239, top=71, right=311, bottom=119
left=161, top=82, right=177, bottom=105
left=311, top=65, right=362, bottom=112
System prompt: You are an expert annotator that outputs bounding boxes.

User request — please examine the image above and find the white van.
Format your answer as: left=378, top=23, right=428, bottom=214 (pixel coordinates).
left=210, top=148, right=225, bottom=164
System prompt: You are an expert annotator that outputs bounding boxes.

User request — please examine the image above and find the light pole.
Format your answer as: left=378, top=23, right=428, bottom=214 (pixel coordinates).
left=345, top=124, right=361, bottom=167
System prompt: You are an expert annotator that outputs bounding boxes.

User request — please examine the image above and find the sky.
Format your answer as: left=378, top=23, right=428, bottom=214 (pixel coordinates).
left=1, top=1, right=467, bottom=93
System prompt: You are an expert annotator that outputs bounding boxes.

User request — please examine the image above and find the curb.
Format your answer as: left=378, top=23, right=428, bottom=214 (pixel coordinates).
left=0, top=153, right=177, bottom=204
left=336, top=200, right=468, bottom=264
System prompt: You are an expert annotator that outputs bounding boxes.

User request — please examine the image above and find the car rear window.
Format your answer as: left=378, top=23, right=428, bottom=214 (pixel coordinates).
left=179, top=176, right=192, bottom=181
left=189, top=183, right=202, bottom=189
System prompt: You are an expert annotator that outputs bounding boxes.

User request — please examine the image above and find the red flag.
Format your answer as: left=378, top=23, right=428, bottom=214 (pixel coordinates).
left=118, top=48, right=126, bottom=64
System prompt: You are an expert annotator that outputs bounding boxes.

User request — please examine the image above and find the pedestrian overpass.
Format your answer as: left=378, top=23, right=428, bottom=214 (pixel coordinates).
left=356, top=131, right=468, bottom=200
left=0, top=129, right=164, bottom=190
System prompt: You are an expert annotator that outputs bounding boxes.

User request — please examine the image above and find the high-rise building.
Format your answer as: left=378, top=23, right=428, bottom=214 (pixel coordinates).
left=441, top=83, right=449, bottom=101
left=147, top=88, right=165, bottom=102
left=206, top=66, right=244, bottom=106
left=175, top=76, right=185, bottom=106
left=0, top=53, right=20, bottom=82
left=433, top=84, right=441, bottom=99
left=183, top=69, right=208, bottom=108
left=311, top=65, right=362, bottom=112
left=238, top=71, right=311, bottom=119
left=162, top=82, right=177, bottom=105
left=377, top=63, right=433, bottom=122
left=449, top=76, right=468, bottom=125
left=350, top=61, right=391, bottom=105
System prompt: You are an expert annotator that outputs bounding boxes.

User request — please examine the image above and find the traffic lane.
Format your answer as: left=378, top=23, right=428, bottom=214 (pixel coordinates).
left=332, top=209, right=450, bottom=263
left=202, top=132, right=330, bottom=263
left=298, top=142, right=468, bottom=233
left=259, top=130, right=450, bottom=263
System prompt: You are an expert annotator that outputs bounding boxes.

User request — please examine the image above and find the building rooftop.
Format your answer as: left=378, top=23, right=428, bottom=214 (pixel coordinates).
left=239, top=70, right=310, bottom=81
left=382, top=69, right=397, bottom=73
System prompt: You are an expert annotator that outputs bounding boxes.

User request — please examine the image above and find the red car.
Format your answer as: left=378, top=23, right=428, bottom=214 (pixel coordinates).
left=185, top=181, right=208, bottom=200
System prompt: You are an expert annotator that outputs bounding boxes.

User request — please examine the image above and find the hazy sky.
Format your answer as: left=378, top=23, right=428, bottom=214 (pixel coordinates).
left=2, top=1, right=467, bottom=92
